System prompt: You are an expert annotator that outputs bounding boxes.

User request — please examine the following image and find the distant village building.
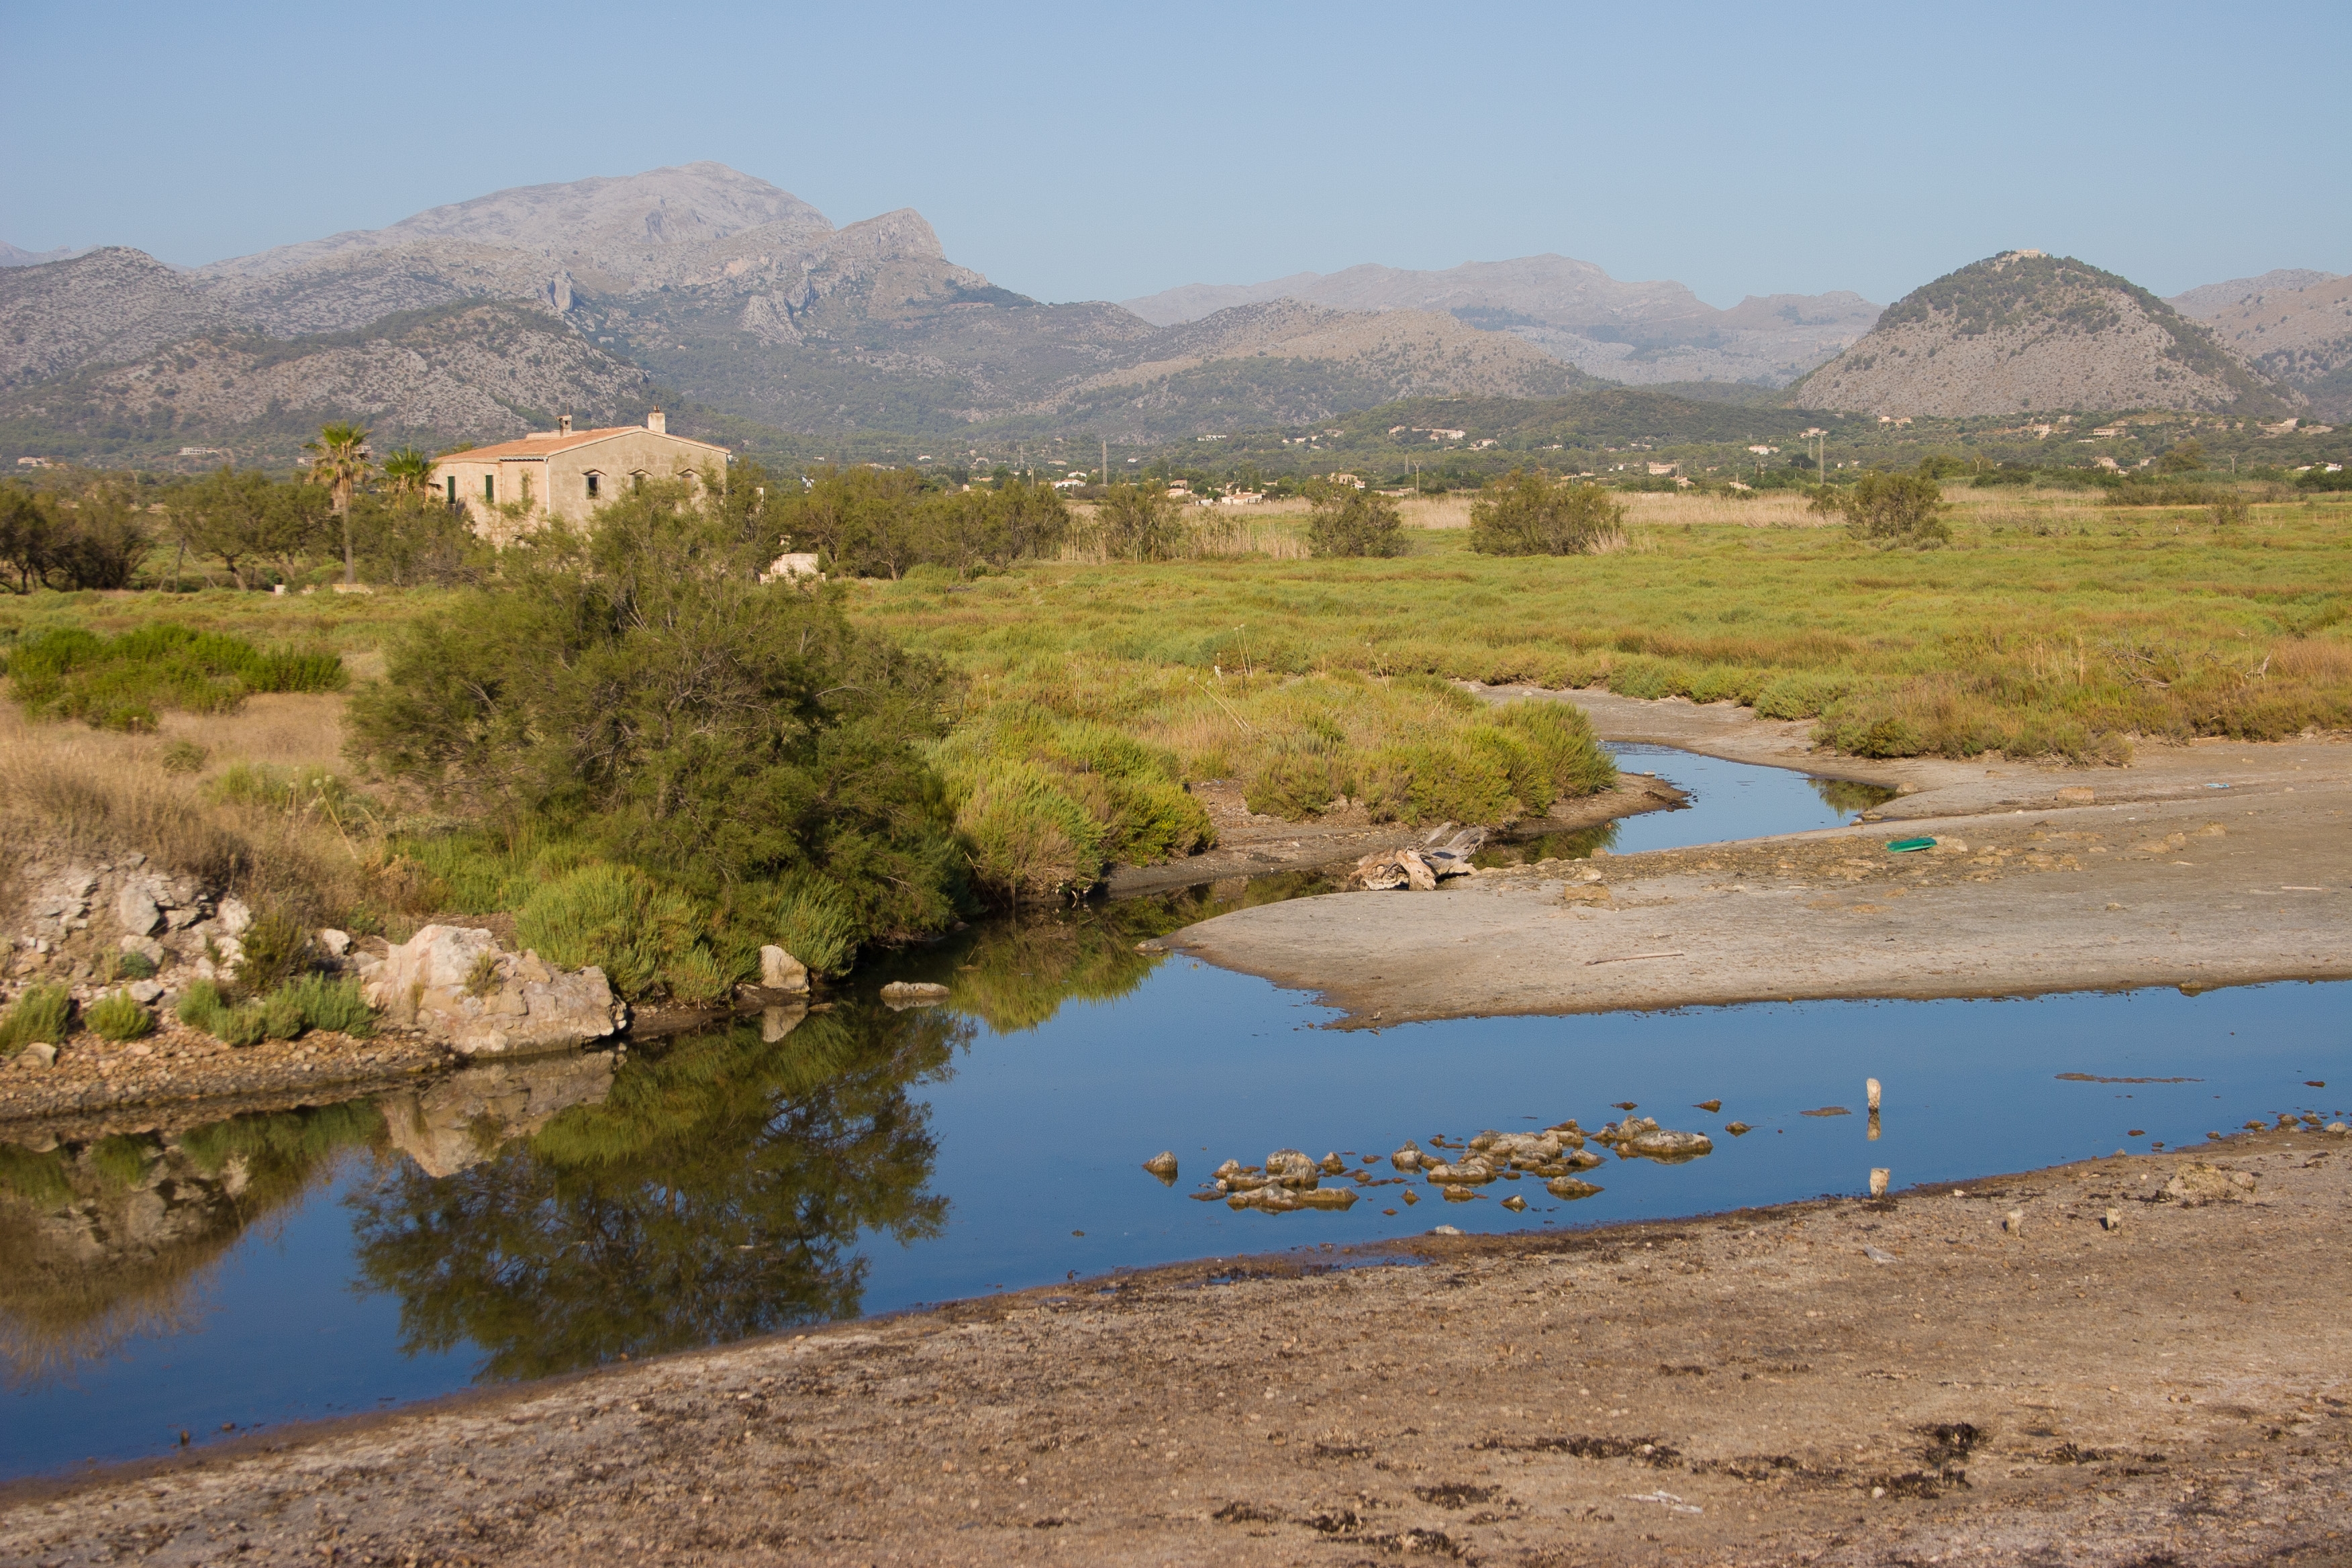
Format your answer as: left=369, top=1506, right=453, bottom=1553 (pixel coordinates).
left=1645, top=460, right=1679, bottom=476
left=429, top=409, right=730, bottom=543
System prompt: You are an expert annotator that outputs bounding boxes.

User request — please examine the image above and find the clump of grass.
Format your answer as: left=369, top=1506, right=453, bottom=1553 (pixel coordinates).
left=85, top=991, right=154, bottom=1042
left=90, top=1134, right=157, bottom=1189
left=230, top=909, right=313, bottom=995
left=175, top=974, right=372, bottom=1045
left=158, top=739, right=209, bottom=774
left=513, top=863, right=735, bottom=1003
left=0, top=984, right=73, bottom=1054
left=3, top=623, right=345, bottom=732
left=102, top=948, right=158, bottom=983
left=710, top=875, right=862, bottom=979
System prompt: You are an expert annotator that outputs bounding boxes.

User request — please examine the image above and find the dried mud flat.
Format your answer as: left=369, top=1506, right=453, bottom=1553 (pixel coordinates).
left=3, top=1131, right=2346, bottom=1566
left=1177, top=699, right=2352, bottom=1024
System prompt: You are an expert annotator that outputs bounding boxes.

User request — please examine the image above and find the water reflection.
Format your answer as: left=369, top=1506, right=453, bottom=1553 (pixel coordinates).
left=0, top=1103, right=382, bottom=1389
left=348, top=1003, right=965, bottom=1379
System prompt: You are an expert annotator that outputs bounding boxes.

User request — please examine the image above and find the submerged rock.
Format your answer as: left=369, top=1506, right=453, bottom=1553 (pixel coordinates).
left=1265, top=1150, right=1321, bottom=1189
left=1500, top=1194, right=1527, bottom=1212
left=1142, top=1150, right=1180, bottom=1184
left=1724, top=1122, right=1753, bottom=1136
left=1627, top=1130, right=1714, bottom=1163
left=879, top=981, right=950, bottom=1010
left=1391, top=1142, right=1424, bottom=1171
left=1546, top=1177, right=1604, bottom=1200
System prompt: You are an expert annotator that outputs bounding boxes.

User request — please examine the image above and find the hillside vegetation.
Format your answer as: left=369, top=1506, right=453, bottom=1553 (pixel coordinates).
left=1794, top=252, right=2295, bottom=419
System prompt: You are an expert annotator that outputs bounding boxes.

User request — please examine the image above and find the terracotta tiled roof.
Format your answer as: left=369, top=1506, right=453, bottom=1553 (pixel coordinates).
left=433, top=427, right=728, bottom=462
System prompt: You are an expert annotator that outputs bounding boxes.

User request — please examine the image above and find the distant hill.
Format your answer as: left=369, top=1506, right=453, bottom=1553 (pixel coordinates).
left=1122, top=255, right=1881, bottom=388
left=2168, top=269, right=2340, bottom=320
left=0, top=301, right=652, bottom=467
left=1789, top=251, right=2295, bottom=418
left=0, top=241, right=89, bottom=268
left=2173, top=271, right=2352, bottom=419
left=0, top=164, right=1623, bottom=461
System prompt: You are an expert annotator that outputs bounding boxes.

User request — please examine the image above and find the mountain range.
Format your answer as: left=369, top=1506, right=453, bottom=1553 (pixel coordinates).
left=1, top=163, right=2342, bottom=466
left=1124, top=258, right=1881, bottom=387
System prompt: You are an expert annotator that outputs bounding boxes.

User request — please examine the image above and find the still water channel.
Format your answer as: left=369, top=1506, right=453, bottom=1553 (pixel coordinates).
left=4, top=747, right=2345, bottom=1479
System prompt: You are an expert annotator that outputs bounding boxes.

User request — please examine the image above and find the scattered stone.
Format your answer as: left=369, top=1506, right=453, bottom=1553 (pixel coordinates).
left=15, top=1042, right=56, bottom=1069
left=1391, top=1141, right=1424, bottom=1171
left=1869, top=1168, right=1890, bottom=1197
left=1401, top=1189, right=1420, bottom=1206
left=2003, top=1210, right=2026, bottom=1235
left=879, top=981, right=950, bottom=1009
left=1802, top=1106, right=1851, bottom=1118
left=1265, top=1150, right=1321, bottom=1188
left=1724, top=1122, right=1752, bottom=1136
left=1545, top=1177, right=1603, bottom=1200
left=1862, top=1246, right=1898, bottom=1264
left=1430, top=1225, right=1463, bottom=1236
left=1318, top=1151, right=1346, bottom=1175
left=1500, top=1194, right=1527, bottom=1212
left=127, top=979, right=164, bottom=1005
left=2102, top=1208, right=2123, bottom=1232
left=216, top=897, right=252, bottom=937
left=317, top=929, right=351, bottom=959
left=1695, top=1099, right=1722, bottom=1113
left=1142, top=1151, right=1180, bottom=1184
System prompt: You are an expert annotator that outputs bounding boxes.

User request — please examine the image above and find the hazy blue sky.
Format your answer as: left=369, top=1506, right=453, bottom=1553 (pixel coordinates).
left=5, top=0, right=2344, bottom=307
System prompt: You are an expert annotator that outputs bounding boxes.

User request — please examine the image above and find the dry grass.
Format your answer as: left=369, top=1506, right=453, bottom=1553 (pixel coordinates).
left=0, top=702, right=363, bottom=926
left=1619, top=491, right=1828, bottom=528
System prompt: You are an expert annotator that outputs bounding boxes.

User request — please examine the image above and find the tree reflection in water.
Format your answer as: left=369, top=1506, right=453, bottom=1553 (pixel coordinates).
left=348, top=1002, right=969, bottom=1381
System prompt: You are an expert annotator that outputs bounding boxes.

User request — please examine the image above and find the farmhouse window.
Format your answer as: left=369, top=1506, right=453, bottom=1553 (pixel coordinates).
left=586, top=473, right=601, bottom=499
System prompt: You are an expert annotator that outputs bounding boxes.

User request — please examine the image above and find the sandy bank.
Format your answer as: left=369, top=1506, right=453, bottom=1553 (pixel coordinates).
left=6, top=1129, right=2345, bottom=1565
left=1173, top=700, right=2352, bottom=1024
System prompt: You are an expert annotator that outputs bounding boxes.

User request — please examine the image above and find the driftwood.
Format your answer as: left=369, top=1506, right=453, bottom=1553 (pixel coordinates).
left=1348, top=823, right=1488, bottom=891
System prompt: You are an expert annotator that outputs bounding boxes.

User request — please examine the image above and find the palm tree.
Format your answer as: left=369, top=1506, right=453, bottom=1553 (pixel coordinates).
left=380, top=447, right=434, bottom=501
left=303, top=422, right=372, bottom=585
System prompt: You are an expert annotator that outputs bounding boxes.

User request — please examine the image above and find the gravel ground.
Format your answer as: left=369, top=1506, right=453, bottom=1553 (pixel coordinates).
left=3, top=1130, right=2344, bottom=1566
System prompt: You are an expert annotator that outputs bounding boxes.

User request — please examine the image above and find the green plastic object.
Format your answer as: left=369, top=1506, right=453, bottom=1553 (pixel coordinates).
left=1885, top=836, right=1937, bottom=854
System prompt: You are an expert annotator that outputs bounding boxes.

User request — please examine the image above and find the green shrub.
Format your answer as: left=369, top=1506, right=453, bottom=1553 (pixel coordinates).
left=1753, top=671, right=1855, bottom=720
left=1489, top=701, right=1618, bottom=800
left=107, top=948, right=158, bottom=981
left=0, top=984, right=73, bottom=1053
left=177, top=978, right=266, bottom=1047
left=1468, top=471, right=1627, bottom=556
left=711, top=875, right=862, bottom=981
left=3, top=622, right=345, bottom=728
left=1245, top=750, right=1345, bottom=818
left=261, top=988, right=307, bottom=1040
left=950, top=758, right=1110, bottom=902
left=86, top=991, right=154, bottom=1042
left=1812, top=473, right=1951, bottom=548
left=276, top=973, right=373, bottom=1036
left=231, top=909, right=312, bottom=995
left=514, top=863, right=722, bottom=1001
left=158, top=739, right=210, bottom=774
left=1306, top=488, right=1406, bottom=558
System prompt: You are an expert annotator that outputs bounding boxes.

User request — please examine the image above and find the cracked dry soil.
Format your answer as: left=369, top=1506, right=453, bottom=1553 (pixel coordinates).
left=4, top=1131, right=2346, bottom=1566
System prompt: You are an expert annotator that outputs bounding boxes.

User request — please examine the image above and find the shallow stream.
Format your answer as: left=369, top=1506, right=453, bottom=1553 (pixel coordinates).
left=5, top=746, right=2345, bottom=1480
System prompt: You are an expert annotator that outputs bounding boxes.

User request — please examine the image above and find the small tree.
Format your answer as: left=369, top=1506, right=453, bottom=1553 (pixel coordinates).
left=303, top=422, right=373, bottom=585
left=1095, top=483, right=1185, bottom=562
left=1467, top=470, right=1626, bottom=556
left=1306, top=485, right=1406, bottom=558
left=1812, top=472, right=1950, bottom=548
left=2157, top=438, right=2206, bottom=474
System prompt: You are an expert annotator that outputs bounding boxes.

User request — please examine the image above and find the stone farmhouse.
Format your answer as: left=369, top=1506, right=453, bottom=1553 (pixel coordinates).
left=429, top=410, right=730, bottom=542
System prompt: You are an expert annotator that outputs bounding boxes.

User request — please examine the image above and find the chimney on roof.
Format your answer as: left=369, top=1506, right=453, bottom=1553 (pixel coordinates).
left=647, top=407, right=667, bottom=436
left=557, top=413, right=573, bottom=436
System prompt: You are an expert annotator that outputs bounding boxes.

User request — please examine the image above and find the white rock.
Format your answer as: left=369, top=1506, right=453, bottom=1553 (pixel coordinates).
left=128, top=979, right=165, bottom=1005
left=317, top=928, right=351, bottom=958
left=758, top=945, right=810, bottom=993
left=216, top=897, right=253, bottom=937
left=17, top=1042, right=57, bottom=1069
left=366, top=925, right=624, bottom=1056
left=879, top=981, right=950, bottom=1010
